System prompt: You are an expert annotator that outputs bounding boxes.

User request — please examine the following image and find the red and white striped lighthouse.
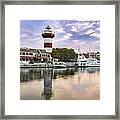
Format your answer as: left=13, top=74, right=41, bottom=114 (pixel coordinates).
left=42, top=26, right=55, bottom=53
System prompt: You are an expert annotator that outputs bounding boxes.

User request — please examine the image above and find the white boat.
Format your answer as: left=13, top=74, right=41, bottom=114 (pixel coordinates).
left=77, top=58, right=100, bottom=67
left=87, top=58, right=100, bottom=67
left=53, top=61, right=67, bottom=68
left=77, top=46, right=100, bottom=67
left=20, top=61, right=30, bottom=66
left=77, top=57, right=88, bottom=67
left=20, top=62, right=53, bottom=68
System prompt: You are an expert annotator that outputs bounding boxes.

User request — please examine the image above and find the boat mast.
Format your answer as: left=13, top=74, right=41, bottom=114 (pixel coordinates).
left=89, top=46, right=90, bottom=58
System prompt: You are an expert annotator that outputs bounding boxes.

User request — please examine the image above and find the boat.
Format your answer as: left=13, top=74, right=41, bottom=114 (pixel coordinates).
left=77, top=58, right=100, bottom=67
left=87, top=58, right=100, bottom=67
left=20, top=62, right=53, bottom=68
left=77, top=58, right=88, bottom=67
left=77, top=49, right=100, bottom=67
left=53, top=61, right=67, bottom=68
left=20, top=61, right=30, bottom=66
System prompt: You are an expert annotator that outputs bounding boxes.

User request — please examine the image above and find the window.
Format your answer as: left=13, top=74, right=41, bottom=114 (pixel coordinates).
left=23, top=58, right=25, bottom=61
left=29, top=53, right=33, bottom=55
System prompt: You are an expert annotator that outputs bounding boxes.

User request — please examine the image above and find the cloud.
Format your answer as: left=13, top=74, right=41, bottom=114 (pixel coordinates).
left=55, top=28, right=66, bottom=34
left=65, top=21, right=100, bottom=37
left=71, top=26, right=77, bottom=32
left=84, top=29, right=95, bottom=35
left=20, top=28, right=43, bottom=48
left=54, top=32, right=72, bottom=44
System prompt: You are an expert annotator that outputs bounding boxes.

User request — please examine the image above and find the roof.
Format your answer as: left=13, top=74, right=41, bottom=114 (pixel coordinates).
left=45, top=25, right=51, bottom=29
left=20, top=48, right=50, bottom=54
left=37, top=49, right=48, bottom=53
left=20, top=48, right=32, bottom=52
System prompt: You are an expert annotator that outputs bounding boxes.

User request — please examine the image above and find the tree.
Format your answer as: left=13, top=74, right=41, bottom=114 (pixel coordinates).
left=51, top=48, right=77, bottom=62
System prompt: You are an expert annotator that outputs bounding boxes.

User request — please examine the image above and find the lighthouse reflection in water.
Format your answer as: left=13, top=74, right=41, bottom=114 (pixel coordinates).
left=41, top=69, right=53, bottom=100
left=20, top=67, right=100, bottom=100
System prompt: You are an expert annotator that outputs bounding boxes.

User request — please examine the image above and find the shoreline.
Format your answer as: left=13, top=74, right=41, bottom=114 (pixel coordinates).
left=20, top=66, right=100, bottom=68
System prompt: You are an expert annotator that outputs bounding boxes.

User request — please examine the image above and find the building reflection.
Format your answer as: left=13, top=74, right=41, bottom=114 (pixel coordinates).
left=20, top=67, right=100, bottom=83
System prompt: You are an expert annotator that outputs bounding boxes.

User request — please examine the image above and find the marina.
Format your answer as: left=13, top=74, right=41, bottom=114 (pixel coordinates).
left=20, top=47, right=100, bottom=68
left=20, top=22, right=100, bottom=100
left=20, top=56, right=100, bottom=68
left=20, top=61, right=100, bottom=68
left=20, top=26, right=100, bottom=68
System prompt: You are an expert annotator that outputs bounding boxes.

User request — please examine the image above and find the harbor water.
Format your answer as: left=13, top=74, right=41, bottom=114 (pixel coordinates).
left=20, top=67, right=100, bottom=100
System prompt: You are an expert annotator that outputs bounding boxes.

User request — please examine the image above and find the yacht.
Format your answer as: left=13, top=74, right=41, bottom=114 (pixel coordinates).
left=87, top=58, right=100, bottom=67
left=20, top=61, right=53, bottom=68
left=77, top=57, right=100, bottom=67
left=53, top=61, right=67, bottom=68
left=77, top=58, right=88, bottom=67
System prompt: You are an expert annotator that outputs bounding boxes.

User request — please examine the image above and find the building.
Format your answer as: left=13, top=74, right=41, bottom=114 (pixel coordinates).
left=20, top=48, right=52, bottom=65
left=78, top=51, right=100, bottom=60
left=42, top=25, right=55, bottom=53
left=87, top=52, right=96, bottom=58
left=36, top=49, right=52, bottom=62
left=20, top=48, right=35, bottom=65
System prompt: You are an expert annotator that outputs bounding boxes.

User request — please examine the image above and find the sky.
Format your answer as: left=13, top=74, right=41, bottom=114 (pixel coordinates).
left=20, top=20, right=100, bottom=52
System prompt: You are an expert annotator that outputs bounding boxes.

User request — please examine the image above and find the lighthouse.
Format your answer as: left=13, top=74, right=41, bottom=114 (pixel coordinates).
left=42, top=26, right=55, bottom=53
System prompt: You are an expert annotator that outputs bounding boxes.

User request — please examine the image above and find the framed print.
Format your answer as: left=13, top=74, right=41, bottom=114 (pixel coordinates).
left=0, top=0, right=119, bottom=119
